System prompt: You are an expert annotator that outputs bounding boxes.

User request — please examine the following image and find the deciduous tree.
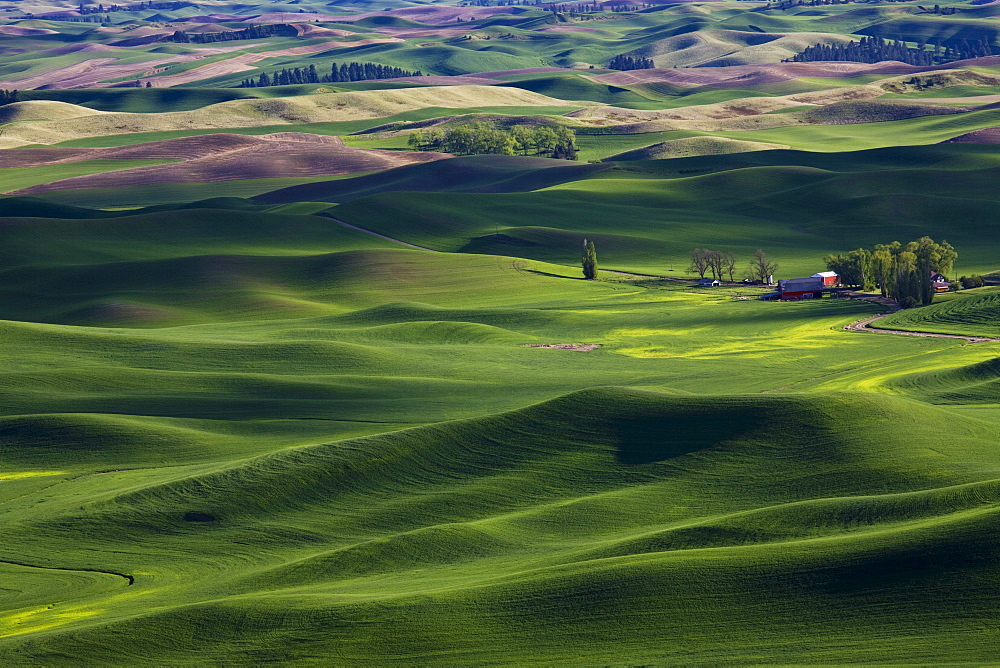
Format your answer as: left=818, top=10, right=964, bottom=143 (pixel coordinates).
left=746, top=249, right=778, bottom=284
left=689, top=248, right=710, bottom=279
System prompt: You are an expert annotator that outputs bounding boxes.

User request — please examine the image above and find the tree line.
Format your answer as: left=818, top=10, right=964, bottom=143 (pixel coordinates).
left=761, top=0, right=918, bottom=9
left=0, top=90, right=20, bottom=106
left=168, top=24, right=297, bottom=44
left=959, top=275, right=986, bottom=289
left=462, top=0, right=652, bottom=9
left=407, top=122, right=578, bottom=160
left=54, top=15, right=112, bottom=22
left=788, top=35, right=993, bottom=67
left=76, top=1, right=189, bottom=14
left=689, top=248, right=778, bottom=284
left=607, top=54, right=655, bottom=70
left=238, top=62, right=421, bottom=88
left=823, top=237, right=957, bottom=308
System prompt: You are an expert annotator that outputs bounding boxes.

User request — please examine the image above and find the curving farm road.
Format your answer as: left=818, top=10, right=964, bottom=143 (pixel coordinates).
left=845, top=313, right=1000, bottom=343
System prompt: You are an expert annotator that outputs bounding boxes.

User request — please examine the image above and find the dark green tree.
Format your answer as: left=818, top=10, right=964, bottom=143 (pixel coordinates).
left=582, top=239, right=598, bottom=280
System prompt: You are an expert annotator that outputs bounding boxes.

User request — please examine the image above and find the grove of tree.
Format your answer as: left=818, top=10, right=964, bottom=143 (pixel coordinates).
left=788, top=35, right=992, bottom=66
left=408, top=122, right=578, bottom=160
left=607, top=54, right=655, bottom=71
left=824, top=236, right=957, bottom=307
left=240, top=62, right=421, bottom=88
left=689, top=248, right=738, bottom=282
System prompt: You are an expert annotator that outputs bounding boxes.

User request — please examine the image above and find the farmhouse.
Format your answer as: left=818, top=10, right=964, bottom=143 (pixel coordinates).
left=776, top=277, right=824, bottom=300
left=811, top=271, right=839, bottom=287
left=697, top=278, right=721, bottom=287
left=930, top=271, right=951, bottom=293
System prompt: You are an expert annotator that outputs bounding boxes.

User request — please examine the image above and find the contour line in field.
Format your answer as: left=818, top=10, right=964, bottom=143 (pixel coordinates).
left=322, top=214, right=438, bottom=252
left=0, top=558, right=134, bottom=586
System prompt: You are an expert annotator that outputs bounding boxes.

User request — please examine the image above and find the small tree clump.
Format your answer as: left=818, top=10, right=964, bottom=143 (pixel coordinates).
left=409, top=122, right=577, bottom=160
left=960, top=275, right=985, bottom=289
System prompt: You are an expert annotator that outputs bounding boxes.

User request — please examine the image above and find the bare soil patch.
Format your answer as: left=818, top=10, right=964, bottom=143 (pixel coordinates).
left=536, top=26, right=603, bottom=33
left=0, top=25, right=58, bottom=36
left=345, top=6, right=524, bottom=23
left=945, top=126, right=1000, bottom=144
left=294, top=24, right=357, bottom=38
left=6, top=133, right=449, bottom=194
left=245, top=12, right=349, bottom=23
left=588, top=57, right=1000, bottom=89
left=0, top=43, right=251, bottom=90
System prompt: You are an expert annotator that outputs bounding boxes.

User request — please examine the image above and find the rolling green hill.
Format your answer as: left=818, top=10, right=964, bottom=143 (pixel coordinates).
left=4, top=383, right=1000, bottom=662
left=295, top=146, right=1000, bottom=276
left=877, top=287, right=1000, bottom=337
left=5, top=0, right=1000, bottom=662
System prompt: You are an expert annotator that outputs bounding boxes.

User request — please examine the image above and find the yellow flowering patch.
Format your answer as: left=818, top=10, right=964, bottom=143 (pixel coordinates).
left=0, top=471, right=67, bottom=481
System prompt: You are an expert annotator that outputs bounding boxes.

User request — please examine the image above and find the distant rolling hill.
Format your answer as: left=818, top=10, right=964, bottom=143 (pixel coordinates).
left=255, top=155, right=612, bottom=203
left=4, top=133, right=447, bottom=195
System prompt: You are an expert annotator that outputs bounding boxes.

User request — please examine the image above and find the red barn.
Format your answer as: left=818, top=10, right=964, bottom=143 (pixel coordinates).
left=811, top=271, right=839, bottom=287
left=777, top=277, right=824, bottom=300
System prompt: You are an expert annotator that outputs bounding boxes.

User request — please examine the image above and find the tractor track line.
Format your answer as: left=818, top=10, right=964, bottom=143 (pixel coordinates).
left=0, top=558, right=133, bottom=586
left=322, top=214, right=438, bottom=252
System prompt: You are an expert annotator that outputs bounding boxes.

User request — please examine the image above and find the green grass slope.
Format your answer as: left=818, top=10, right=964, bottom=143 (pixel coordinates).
left=877, top=287, right=1000, bottom=337
left=6, top=13, right=1000, bottom=659
left=314, top=146, right=1000, bottom=276
left=255, top=155, right=612, bottom=204
left=4, top=388, right=1000, bottom=663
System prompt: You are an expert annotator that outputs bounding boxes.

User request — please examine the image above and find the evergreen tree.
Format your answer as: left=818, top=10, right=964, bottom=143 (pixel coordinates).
left=582, top=239, right=598, bottom=280
left=788, top=34, right=991, bottom=66
left=607, top=54, right=655, bottom=70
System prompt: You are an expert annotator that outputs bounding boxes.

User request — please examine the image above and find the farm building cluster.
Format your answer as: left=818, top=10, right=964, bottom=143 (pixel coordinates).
left=762, top=272, right=838, bottom=301
left=695, top=270, right=952, bottom=301
left=758, top=270, right=951, bottom=301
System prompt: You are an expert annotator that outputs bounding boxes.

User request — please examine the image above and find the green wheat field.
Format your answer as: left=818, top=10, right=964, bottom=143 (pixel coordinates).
left=3, top=0, right=1000, bottom=662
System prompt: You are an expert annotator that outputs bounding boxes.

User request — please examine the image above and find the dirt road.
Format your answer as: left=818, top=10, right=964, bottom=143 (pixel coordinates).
left=845, top=313, right=1000, bottom=343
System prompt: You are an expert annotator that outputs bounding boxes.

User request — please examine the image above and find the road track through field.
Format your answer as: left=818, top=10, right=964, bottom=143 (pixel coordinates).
left=846, top=313, right=1000, bottom=343
left=322, top=214, right=439, bottom=252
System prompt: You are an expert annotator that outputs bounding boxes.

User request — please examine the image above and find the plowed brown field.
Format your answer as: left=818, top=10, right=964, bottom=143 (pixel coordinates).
left=945, top=127, right=1000, bottom=143
left=0, top=44, right=252, bottom=90
left=589, top=57, right=1000, bottom=88
left=4, top=133, right=450, bottom=194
